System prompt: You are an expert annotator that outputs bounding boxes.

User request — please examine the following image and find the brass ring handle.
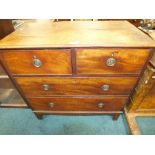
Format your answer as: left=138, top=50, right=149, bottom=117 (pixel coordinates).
left=101, top=84, right=109, bottom=91
left=106, top=57, right=116, bottom=67
left=32, top=56, right=42, bottom=67
left=97, top=102, right=105, bottom=108
left=42, top=84, right=49, bottom=91
left=48, top=102, right=55, bottom=108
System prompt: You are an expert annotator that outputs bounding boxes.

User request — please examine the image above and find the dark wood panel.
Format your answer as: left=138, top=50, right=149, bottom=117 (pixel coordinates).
left=15, top=77, right=138, bottom=96
left=0, top=20, right=14, bottom=39
left=76, top=48, right=150, bottom=75
left=28, top=96, right=127, bottom=111
left=1, top=49, right=72, bottom=75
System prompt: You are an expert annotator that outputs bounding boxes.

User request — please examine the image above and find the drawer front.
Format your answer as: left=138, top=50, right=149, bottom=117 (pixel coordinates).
left=15, top=77, right=138, bottom=96
left=28, top=97, right=127, bottom=111
left=1, top=49, right=72, bottom=75
left=76, top=48, right=150, bottom=75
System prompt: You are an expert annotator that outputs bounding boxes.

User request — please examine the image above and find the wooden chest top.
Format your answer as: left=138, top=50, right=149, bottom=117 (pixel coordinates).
left=0, top=20, right=155, bottom=48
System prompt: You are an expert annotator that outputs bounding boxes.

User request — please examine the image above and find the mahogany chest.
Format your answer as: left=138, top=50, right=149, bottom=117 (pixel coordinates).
left=0, top=20, right=154, bottom=120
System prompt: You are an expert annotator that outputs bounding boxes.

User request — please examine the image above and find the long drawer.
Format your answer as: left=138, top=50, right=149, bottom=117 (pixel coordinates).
left=1, top=49, right=72, bottom=75
left=76, top=48, right=150, bottom=75
left=28, top=96, right=128, bottom=111
left=15, top=77, right=138, bottom=96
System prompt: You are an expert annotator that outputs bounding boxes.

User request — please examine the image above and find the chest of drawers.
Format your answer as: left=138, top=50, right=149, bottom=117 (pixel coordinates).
left=0, top=20, right=155, bottom=120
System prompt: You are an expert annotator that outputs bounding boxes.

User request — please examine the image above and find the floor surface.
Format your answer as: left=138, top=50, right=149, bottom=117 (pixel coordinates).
left=1, top=108, right=155, bottom=135
left=0, top=108, right=129, bottom=135
left=136, top=117, right=155, bottom=135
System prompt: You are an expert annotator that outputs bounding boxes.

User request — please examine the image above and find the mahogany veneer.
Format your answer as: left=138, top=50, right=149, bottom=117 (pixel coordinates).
left=28, top=96, right=127, bottom=112
left=15, top=77, right=137, bottom=96
left=1, top=49, right=72, bottom=75
left=76, top=48, right=150, bottom=75
left=0, top=20, right=154, bottom=120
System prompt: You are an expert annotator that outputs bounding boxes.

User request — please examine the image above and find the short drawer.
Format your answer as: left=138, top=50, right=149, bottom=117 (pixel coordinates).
left=15, top=77, right=138, bottom=96
left=28, top=96, right=128, bottom=111
left=1, top=49, right=72, bottom=75
left=76, top=48, right=150, bottom=75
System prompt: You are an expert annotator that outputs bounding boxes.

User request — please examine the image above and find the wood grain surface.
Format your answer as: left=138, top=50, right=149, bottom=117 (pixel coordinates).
left=28, top=96, right=127, bottom=111
left=0, top=20, right=155, bottom=48
left=137, top=83, right=155, bottom=112
left=15, top=77, right=138, bottom=96
left=1, top=49, right=72, bottom=75
left=76, top=48, right=150, bottom=75
left=127, top=64, right=155, bottom=112
left=0, top=20, right=153, bottom=120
